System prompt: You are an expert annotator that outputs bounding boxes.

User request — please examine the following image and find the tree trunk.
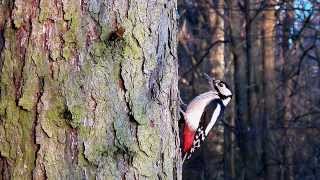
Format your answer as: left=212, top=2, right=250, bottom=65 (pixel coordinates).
left=0, top=0, right=181, bottom=179
left=223, top=38, right=235, bottom=180
left=262, top=0, right=277, bottom=179
left=207, top=0, right=225, bottom=79
left=227, top=0, right=269, bottom=178
left=247, top=1, right=265, bottom=179
left=227, top=0, right=254, bottom=178
left=281, top=1, right=294, bottom=180
left=202, top=0, right=225, bottom=179
left=223, top=1, right=237, bottom=179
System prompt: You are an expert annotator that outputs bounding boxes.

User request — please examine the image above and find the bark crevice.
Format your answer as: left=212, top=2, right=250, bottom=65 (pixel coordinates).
left=0, top=154, right=11, bottom=180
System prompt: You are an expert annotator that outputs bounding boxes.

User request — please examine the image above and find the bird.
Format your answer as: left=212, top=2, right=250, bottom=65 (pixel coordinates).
left=181, top=77, right=232, bottom=162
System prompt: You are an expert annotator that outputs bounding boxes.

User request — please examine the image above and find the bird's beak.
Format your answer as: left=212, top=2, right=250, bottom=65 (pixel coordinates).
left=203, top=73, right=214, bottom=80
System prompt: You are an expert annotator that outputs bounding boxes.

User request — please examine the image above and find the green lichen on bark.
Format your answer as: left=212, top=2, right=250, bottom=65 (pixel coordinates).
left=100, top=26, right=111, bottom=41
left=61, top=0, right=83, bottom=61
left=0, top=24, right=39, bottom=179
left=92, top=42, right=107, bottom=57
left=123, top=36, right=142, bottom=60
left=42, top=88, right=67, bottom=137
left=133, top=151, right=158, bottom=177
left=69, top=104, right=85, bottom=124
left=12, top=1, right=25, bottom=28
left=113, top=116, right=139, bottom=153
left=38, top=0, right=56, bottom=22
left=18, top=72, right=38, bottom=111
left=133, top=23, right=147, bottom=45
left=137, top=125, right=161, bottom=157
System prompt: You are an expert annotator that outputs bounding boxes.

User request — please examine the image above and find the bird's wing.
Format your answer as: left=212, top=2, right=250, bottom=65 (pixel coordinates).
left=184, top=91, right=220, bottom=130
left=185, top=99, right=224, bottom=159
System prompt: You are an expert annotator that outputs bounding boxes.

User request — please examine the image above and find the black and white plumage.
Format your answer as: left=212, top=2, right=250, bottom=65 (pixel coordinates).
left=182, top=78, right=232, bottom=161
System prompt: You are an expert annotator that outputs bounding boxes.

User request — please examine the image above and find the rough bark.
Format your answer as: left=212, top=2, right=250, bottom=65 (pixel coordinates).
left=0, top=0, right=181, bottom=179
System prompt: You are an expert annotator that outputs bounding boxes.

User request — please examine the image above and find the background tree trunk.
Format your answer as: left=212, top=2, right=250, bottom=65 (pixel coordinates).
left=280, top=1, right=294, bottom=179
left=0, top=0, right=181, bottom=179
left=227, top=0, right=253, bottom=178
left=261, top=1, right=277, bottom=179
left=202, top=0, right=225, bottom=179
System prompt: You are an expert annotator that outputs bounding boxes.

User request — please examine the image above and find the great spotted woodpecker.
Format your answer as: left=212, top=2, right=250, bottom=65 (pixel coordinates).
left=181, top=78, right=232, bottom=161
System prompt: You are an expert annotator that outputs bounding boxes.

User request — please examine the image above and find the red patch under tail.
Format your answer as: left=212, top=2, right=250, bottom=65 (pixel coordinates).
left=183, top=124, right=195, bottom=153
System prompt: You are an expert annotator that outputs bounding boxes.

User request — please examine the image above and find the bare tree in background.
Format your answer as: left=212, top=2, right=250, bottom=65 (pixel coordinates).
left=178, top=0, right=320, bottom=179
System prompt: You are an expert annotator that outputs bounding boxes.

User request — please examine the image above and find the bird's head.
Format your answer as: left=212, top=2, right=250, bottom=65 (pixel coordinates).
left=213, top=80, right=232, bottom=99
left=203, top=73, right=232, bottom=99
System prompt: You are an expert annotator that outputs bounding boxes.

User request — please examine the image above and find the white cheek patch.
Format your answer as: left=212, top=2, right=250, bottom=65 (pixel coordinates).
left=220, top=88, right=232, bottom=96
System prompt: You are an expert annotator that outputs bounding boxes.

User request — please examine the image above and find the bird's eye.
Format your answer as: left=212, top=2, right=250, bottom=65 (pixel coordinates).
left=218, top=83, right=224, bottom=87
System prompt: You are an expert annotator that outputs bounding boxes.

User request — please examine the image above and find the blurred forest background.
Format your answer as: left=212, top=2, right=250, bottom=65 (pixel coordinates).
left=178, top=0, right=320, bottom=179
